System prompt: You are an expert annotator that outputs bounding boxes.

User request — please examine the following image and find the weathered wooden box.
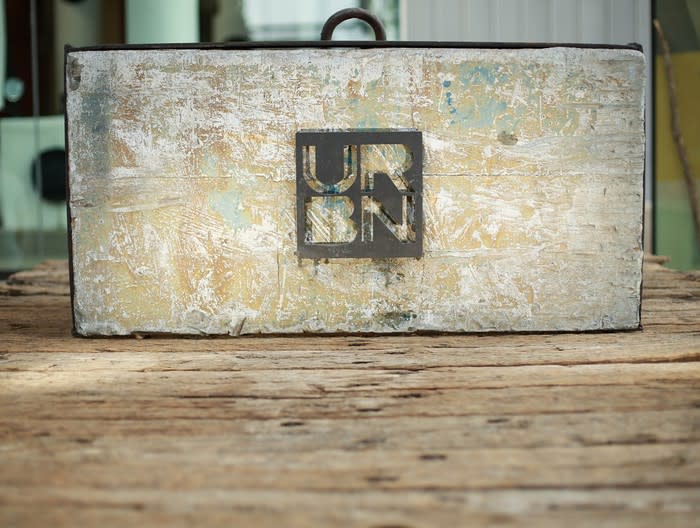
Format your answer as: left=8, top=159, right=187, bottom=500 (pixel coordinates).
left=65, top=38, right=645, bottom=336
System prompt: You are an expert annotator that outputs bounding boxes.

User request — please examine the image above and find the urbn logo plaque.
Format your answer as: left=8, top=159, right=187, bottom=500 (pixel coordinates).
left=295, top=130, right=423, bottom=258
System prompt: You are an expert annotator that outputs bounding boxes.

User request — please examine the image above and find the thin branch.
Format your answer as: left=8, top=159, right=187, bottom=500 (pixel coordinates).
left=653, top=18, right=700, bottom=255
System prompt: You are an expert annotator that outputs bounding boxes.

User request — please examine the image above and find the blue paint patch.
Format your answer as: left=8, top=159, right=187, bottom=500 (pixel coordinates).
left=356, top=116, right=380, bottom=128
left=208, top=188, right=248, bottom=229
left=200, top=152, right=221, bottom=178
left=445, top=91, right=453, bottom=106
left=442, top=80, right=451, bottom=88
left=456, top=99, right=509, bottom=129
left=324, top=195, right=352, bottom=213
left=459, top=64, right=508, bottom=87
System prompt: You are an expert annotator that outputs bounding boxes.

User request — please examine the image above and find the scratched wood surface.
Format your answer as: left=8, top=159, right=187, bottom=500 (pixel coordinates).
left=0, top=257, right=699, bottom=527
left=66, top=46, right=645, bottom=335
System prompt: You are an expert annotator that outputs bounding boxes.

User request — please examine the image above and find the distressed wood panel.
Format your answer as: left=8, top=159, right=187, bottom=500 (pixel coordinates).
left=66, top=46, right=645, bottom=335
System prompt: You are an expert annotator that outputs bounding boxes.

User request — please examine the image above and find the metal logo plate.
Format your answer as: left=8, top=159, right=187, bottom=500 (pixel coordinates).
left=296, top=130, right=423, bottom=258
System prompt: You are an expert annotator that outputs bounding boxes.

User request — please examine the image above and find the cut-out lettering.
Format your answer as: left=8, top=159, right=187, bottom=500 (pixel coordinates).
left=296, top=130, right=422, bottom=258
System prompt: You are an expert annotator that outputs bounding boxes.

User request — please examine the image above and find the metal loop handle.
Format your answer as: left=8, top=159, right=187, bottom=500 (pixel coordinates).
left=320, top=8, right=387, bottom=41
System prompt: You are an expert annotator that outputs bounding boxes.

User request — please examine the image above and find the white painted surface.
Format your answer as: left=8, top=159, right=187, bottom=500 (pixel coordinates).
left=66, top=46, right=645, bottom=335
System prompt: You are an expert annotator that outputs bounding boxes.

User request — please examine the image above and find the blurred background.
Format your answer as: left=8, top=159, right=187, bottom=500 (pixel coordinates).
left=0, top=0, right=697, bottom=276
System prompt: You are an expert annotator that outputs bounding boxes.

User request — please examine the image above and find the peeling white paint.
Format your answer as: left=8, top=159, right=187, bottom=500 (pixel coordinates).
left=66, top=46, right=645, bottom=335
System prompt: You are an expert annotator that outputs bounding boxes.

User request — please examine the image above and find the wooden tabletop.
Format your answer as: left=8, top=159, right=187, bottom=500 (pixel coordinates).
left=1, top=258, right=699, bottom=527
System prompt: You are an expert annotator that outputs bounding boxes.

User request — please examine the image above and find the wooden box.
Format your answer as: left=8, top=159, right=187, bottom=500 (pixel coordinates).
left=65, top=38, right=645, bottom=336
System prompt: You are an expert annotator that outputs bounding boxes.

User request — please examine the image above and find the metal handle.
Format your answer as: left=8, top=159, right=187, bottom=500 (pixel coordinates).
left=320, top=8, right=387, bottom=41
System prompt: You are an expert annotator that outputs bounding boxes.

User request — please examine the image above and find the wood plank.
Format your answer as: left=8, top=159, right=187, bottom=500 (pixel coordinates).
left=2, top=363, right=699, bottom=400
left=3, top=329, right=700, bottom=365
left=2, top=383, right=699, bottom=421
left=2, top=409, right=698, bottom=451
left=1, top=489, right=698, bottom=528
left=2, top=443, right=699, bottom=492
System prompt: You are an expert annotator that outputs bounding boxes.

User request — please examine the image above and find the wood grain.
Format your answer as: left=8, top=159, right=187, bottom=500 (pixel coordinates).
left=0, top=258, right=699, bottom=526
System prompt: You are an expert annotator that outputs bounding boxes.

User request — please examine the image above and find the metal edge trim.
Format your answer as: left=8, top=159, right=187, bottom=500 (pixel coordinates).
left=64, top=44, right=78, bottom=336
left=64, top=41, right=643, bottom=53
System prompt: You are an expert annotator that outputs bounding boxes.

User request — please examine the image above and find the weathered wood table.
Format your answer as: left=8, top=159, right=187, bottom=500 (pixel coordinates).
left=1, top=257, right=699, bottom=527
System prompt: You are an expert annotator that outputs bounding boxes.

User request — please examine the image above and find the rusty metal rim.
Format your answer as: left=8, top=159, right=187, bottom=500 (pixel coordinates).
left=65, top=41, right=642, bottom=53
